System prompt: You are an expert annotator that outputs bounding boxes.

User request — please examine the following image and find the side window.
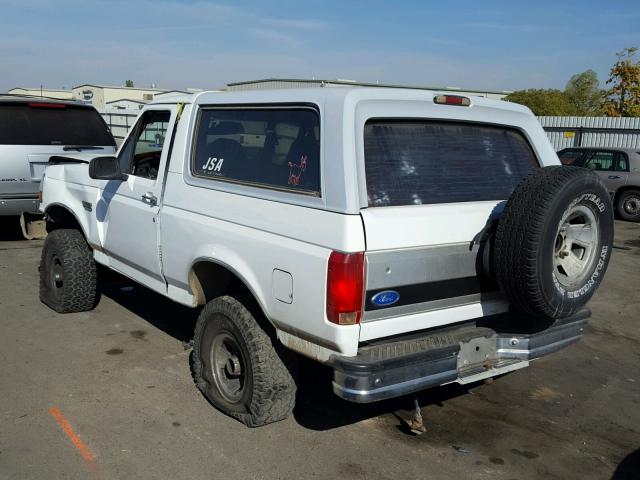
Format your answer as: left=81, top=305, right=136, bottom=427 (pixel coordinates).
left=192, top=107, right=320, bottom=195
left=558, top=149, right=586, bottom=166
left=118, top=110, right=170, bottom=180
left=584, top=151, right=615, bottom=171
left=614, top=152, right=629, bottom=172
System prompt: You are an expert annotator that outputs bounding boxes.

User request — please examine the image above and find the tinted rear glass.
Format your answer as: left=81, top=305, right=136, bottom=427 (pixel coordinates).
left=364, top=120, right=538, bottom=207
left=192, top=108, right=320, bottom=195
left=0, top=103, right=115, bottom=146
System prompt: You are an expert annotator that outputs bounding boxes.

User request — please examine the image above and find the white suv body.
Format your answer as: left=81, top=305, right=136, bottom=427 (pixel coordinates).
left=39, top=87, right=609, bottom=425
left=0, top=96, right=115, bottom=218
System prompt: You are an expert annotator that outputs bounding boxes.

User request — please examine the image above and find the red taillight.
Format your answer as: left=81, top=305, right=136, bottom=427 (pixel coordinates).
left=326, top=251, right=365, bottom=325
left=28, top=102, right=66, bottom=109
left=433, top=94, right=471, bottom=106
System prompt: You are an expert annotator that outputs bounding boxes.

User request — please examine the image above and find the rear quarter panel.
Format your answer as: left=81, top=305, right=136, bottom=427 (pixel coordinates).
left=160, top=173, right=365, bottom=356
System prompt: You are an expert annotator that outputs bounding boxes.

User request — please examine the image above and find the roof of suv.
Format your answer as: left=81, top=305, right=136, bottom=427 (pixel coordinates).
left=151, top=86, right=533, bottom=114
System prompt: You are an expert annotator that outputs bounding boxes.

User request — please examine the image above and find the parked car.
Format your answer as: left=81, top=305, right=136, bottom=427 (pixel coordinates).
left=38, top=88, right=613, bottom=427
left=558, top=147, right=640, bottom=222
left=0, top=95, right=116, bottom=237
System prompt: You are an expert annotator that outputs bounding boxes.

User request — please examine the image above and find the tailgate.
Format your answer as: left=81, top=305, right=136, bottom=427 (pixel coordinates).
left=359, top=204, right=508, bottom=341
left=0, top=146, right=69, bottom=196
left=358, top=119, right=540, bottom=341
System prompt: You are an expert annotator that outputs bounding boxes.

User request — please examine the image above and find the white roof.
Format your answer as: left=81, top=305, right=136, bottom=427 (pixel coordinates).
left=190, top=86, right=530, bottom=114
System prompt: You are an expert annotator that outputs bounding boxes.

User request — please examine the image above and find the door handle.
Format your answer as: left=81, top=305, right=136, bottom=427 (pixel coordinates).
left=608, top=175, right=621, bottom=179
left=141, top=192, right=157, bottom=205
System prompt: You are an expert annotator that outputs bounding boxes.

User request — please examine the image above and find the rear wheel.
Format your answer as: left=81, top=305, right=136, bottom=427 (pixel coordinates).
left=616, top=189, right=640, bottom=222
left=192, top=296, right=296, bottom=427
left=493, top=166, right=614, bottom=319
left=39, top=229, right=98, bottom=313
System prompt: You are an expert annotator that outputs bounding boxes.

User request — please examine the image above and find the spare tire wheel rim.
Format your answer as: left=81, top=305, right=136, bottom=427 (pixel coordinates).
left=623, top=194, right=640, bottom=216
left=553, top=204, right=599, bottom=288
left=210, top=331, right=247, bottom=404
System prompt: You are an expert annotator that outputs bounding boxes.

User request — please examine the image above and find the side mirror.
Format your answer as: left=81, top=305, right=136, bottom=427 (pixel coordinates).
left=88, top=156, right=127, bottom=181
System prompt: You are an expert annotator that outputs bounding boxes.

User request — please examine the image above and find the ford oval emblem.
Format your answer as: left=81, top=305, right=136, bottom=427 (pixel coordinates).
left=371, top=290, right=400, bottom=307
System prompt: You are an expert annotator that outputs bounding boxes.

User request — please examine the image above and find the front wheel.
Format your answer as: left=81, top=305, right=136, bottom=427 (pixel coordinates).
left=39, top=229, right=98, bottom=313
left=616, top=189, right=640, bottom=222
left=192, top=296, right=296, bottom=427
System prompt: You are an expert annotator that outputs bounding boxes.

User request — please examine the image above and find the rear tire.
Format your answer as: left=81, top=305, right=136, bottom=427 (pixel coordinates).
left=192, top=296, right=296, bottom=427
left=39, top=229, right=98, bottom=313
left=493, top=166, right=613, bottom=319
left=616, top=189, right=640, bottom=222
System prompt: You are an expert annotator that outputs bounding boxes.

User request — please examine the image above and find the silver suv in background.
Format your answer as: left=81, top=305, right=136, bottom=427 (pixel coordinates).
left=0, top=95, right=116, bottom=236
left=558, top=147, right=640, bottom=222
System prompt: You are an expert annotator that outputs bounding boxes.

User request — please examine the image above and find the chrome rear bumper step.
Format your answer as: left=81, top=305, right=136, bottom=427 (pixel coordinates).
left=329, top=309, right=589, bottom=403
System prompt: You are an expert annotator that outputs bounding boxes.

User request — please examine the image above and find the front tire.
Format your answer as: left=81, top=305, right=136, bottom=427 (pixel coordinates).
left=616, top=189, right=640, bottom=222
left=192, top=296, right=296, bottom=427
left=39, top=229, right=98, bottom=313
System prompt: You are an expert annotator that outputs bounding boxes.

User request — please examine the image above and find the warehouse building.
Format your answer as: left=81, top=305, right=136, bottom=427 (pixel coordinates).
left=224, top=78, right=512, bottom=99
left=71, top=84, right=168, bottom=110
left=8, top=84, right=175, bottom=110
left=539, top=116, right=640, bottom=150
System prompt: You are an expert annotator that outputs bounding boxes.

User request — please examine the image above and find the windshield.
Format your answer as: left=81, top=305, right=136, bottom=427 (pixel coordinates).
left=0, top=102, right=115, bottom=146
left=364, top=120, right=538, bottom=207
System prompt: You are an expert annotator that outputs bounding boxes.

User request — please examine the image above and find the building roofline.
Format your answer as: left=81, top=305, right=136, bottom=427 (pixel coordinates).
left=72, top=83, right=167, bottom=92
left=225, top=78, right=513, bottom=95
left=8, top=87, right=71, bottom=93
left=154, top=90, right=191, bottom=96
left=105, top=98, right=148, bottom=104
left=0, top=95, right=85, bottom=105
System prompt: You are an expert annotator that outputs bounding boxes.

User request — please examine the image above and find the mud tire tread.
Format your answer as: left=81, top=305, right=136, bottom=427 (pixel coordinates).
left=39, top=229, right=97, bottom=313
left=192, top=295, right=296, bottom=427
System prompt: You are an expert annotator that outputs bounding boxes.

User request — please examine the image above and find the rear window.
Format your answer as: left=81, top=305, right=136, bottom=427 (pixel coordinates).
left=0, top=102, right=115, bottom=146
left=364, top=120, right=538, bottom=207
left=192, top=107, right=320, bottom=195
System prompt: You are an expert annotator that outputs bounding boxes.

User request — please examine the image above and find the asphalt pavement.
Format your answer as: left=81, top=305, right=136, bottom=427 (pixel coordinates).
left=0, top=217, right=638, bottom=480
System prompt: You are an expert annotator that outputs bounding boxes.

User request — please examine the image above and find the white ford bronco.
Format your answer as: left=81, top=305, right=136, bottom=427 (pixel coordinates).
left=39, top=87, right=614, bottom=427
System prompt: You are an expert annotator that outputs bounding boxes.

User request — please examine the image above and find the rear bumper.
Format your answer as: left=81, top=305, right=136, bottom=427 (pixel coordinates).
left=329, top=309, right=589, bottom=403
left=0, top=195, right=39, bottom=216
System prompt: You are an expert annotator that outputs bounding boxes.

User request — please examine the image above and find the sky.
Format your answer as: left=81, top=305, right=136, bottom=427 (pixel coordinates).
left=1, top=0, right=639, bottom=93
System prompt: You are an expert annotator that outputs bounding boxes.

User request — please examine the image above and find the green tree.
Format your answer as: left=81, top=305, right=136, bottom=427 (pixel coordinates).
left=504, top=89, right=576, bottom=116
left=125, top=79, right=134, bottom=87
left=602, top=47, right=640, bottom=117
left=565, top=70, right=602, bottom=115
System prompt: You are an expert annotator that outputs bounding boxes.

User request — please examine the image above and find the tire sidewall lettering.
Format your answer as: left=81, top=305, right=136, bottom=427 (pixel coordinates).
left=550, top=191, right=611, bottom=300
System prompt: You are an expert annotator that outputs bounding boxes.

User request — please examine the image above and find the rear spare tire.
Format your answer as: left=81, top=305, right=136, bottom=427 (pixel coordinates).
left=493, top=166, right=613, bottom=319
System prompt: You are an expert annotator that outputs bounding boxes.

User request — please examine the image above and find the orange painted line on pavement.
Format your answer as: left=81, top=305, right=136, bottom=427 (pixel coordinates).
left=48, top=407, right=96, bottom=464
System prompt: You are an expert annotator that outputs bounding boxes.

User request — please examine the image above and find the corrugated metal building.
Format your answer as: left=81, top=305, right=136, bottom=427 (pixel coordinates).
left=538, top=116, right=640, bottom=151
